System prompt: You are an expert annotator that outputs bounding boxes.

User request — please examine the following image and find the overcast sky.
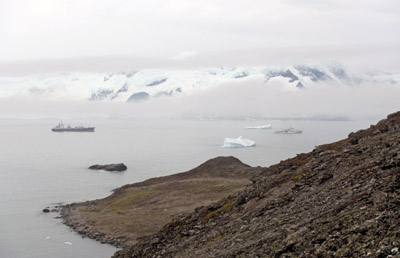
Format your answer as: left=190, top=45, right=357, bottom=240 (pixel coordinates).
left=1, top=0, right=400, bottom=73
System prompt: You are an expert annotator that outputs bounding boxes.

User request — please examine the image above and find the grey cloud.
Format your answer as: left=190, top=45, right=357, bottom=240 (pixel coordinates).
left=0, top=0, right=399, bottom=73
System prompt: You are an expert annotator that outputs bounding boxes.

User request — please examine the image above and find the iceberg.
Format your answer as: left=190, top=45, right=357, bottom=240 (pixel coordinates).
left=245, top=124, right=272, bottom=130
left=274, top=127, right=302, bottom=134
left=223, top=136, right=256, bottom=148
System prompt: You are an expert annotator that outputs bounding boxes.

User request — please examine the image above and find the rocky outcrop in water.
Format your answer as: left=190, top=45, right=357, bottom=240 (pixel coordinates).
left=89, top=163, right=127, bottom=172
left=113, top=111, right=400, bottom=258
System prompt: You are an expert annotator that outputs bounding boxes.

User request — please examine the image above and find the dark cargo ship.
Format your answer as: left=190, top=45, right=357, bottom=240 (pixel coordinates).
left=51, top=122, right=95, bottom=132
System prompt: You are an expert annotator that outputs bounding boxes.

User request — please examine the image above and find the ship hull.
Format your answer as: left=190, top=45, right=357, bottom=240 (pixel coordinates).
left=51, top=127, right=95, bottom=132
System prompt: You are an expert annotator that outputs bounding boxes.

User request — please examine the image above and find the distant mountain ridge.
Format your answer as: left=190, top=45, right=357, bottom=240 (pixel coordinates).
left=0, top=64, right=399, bottom=102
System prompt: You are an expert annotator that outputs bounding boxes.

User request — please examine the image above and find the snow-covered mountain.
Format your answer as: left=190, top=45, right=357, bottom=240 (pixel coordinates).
left=0, top=64, right=399, bottom=102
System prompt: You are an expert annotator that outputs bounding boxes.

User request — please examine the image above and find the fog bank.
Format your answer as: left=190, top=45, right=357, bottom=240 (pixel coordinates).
left=0, top=80, right=399, bottom=121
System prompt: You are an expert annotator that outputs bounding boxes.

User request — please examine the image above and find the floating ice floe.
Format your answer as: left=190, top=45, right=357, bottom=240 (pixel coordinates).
left=223, top=136, right=256, bottom=148
left=274, top=127, right=302, bottom=134
left=245, top=124, right=272, bottom=129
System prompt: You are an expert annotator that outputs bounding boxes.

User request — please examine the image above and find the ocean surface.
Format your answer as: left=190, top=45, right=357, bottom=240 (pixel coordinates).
left=0, top=118, right=377, bottom=258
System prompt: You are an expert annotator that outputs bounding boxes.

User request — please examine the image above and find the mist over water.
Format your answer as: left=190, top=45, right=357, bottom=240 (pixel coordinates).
left=1, top=79, right=399, bottom=121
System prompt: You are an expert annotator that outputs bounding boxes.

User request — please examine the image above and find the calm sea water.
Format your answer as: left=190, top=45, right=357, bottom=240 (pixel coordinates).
left=0, top=118, right=376, bottom=258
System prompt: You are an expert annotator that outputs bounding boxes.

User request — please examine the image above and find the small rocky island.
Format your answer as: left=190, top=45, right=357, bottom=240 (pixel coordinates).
left=89, top=163, right=127, bottom=172
left=62, top=111, right=400, bottom=257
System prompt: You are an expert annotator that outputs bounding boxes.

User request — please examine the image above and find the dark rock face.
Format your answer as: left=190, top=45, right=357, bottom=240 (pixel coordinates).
left=104, top=73, right=114, bottom=81
left=89, top=163, right=127, bottom=172
left=295, top=65, right=330, bottom=82
left=329, top=66, right=348, bottom=80
left=296, top=81, right=304, bottom=89
left=111, top=83, right=129, bottom=100
left=126, top=92, right=150, bottom=102
left=234, top=71, right=249, bottom=79
left=155, top=91, right=173, bottom=97
left=146, top=78, right=167, bottom=87
left=266, top=69, right=299, bottom=83
left=125, top=71, right=137, bottom=78
left=113, top=111, right=400, bottom=258
left=90, top=88, right=114, bottom=101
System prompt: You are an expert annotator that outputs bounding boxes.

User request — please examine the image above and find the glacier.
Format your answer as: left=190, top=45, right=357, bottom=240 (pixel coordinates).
left=0, top=64, right=399, bottom=102
left=223, top=136, right=256, bottom=148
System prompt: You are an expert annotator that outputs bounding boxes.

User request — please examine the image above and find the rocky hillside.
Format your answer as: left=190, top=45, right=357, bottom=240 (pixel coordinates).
left=61, top=157, right=260, bottom=247
left=113, top=111, right=400, bottom=258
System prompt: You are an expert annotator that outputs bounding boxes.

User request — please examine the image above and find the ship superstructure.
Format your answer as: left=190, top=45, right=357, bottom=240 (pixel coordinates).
left=51, top=122, right=95, bottom=132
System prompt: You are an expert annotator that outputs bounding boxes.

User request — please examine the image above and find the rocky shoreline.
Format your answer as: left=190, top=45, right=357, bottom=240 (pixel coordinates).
left=61, top=201, right=128, bottom=247
left=60, top=156, right=260, bottom=248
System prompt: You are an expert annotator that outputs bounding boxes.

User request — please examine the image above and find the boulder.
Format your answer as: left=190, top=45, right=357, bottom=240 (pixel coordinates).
left=89, top=163, right=127, bottom=172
